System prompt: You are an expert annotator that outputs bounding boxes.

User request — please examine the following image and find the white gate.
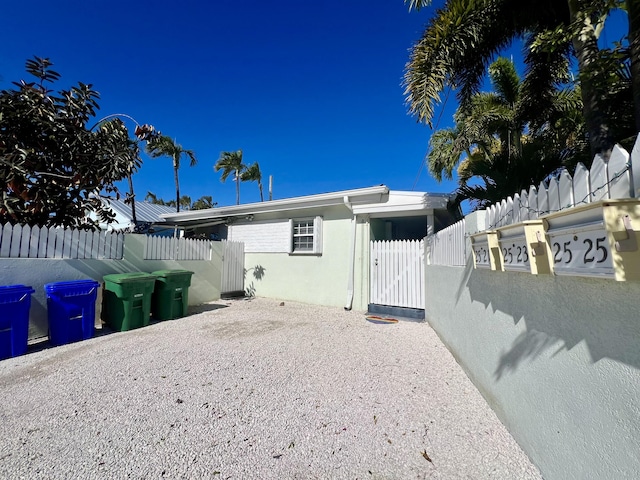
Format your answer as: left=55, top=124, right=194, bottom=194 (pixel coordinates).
left=221, top=240, right=245, bottom=294
left=370, top=240, right=425, bottom=309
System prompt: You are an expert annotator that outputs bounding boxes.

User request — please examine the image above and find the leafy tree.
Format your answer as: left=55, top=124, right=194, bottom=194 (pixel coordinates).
left=145, top=135, right=197, bottom=213
left=145, top=191, right=172, bottom=206
left=0, top=57, right=141, bottom=228
left=429, top=57, right=587, bottom=209
left=147, top=192, right=216, bottom=210
left=240, top=161, right=264, bottom=201
left=214, top=150, right=246, bottom=205
left=404, top=0, right=635, bottom=159
left=191, top=195, right=217, bottom=209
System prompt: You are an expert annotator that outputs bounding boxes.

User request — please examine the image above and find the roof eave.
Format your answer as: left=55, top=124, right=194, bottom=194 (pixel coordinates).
left=161, top=185, right=390, bottom=225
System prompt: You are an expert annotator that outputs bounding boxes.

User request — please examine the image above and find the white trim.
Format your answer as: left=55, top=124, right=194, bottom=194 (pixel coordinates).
left=289, top=216, right=323, bottom=255
left=161, top=186, right=389, bottom=225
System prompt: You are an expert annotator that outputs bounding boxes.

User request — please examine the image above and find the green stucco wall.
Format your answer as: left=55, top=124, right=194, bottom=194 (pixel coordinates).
left=242, top=206, right=371, bottom=310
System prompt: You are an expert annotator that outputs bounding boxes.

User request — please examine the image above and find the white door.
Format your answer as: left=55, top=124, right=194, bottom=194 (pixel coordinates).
left=370, top=240, right=424, bottom=309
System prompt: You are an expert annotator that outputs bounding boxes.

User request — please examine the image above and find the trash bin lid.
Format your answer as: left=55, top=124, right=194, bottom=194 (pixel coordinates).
left=151, top=270, right=194, bottom=278
left=103, top=273, right=157, bottom=284
left=45, top=279, right=100, bottom=293
left=0, top=284, right=35, bottom=294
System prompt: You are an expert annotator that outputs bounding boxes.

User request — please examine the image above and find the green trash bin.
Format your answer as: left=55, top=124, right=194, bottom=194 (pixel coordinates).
left=151, top=270, right=194, bottom=320
left=102, top=273, right=157, bottom=331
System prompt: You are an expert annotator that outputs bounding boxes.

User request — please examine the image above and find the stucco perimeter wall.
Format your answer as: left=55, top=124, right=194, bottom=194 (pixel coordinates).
left=243, top=208, right=371, bottom=310
left=1, top=235, right=223, bottom=341
left=425, top=261, right=640, bottom=479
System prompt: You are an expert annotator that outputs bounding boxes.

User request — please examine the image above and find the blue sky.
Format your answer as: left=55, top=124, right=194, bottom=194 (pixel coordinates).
left=0, top=1, right=629, bottom=209
left=1, top=0, right=459, bottom=207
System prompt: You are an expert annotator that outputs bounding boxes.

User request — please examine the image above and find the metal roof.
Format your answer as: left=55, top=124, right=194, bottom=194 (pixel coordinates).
left=105, top=199, right=177, bottom=223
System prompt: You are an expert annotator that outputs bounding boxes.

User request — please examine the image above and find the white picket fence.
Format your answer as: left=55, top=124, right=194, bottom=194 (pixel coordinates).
left=144, top=236, right=211, bottom=261
left=427, top=219, right=466, bottom=266
left=485, top=140, right=639, bottom=230
left=0, top=223, right=124, bottom=259
left=370, top=240, right=424, bottom=309
left=221, top=240, right=245, bottom=294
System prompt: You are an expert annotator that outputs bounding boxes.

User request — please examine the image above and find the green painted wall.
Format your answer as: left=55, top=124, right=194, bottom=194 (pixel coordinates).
left=242, top=206, right=371, bottom=310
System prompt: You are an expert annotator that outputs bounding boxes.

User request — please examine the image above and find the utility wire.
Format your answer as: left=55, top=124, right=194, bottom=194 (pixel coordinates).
left=485, top=164, right=631, bottom=230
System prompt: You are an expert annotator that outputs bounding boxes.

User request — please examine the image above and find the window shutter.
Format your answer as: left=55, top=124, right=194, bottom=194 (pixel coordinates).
left=313, top=216, right=323, bottom=254
left=288, top=218, right=294, bottom=253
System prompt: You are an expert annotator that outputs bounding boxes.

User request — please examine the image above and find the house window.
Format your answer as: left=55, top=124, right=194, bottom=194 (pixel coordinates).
left=290, top=216, right=323, bottom=254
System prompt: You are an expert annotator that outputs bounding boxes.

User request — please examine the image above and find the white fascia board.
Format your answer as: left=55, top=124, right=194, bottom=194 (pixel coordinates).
left=161, top=185, right=390, bottom=224
left=352, top=190, right=450, bottom=216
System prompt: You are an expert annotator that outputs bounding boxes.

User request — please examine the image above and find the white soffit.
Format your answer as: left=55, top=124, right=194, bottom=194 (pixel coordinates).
left=161, top=185, right=390, bottom=225
left=352, top=191, right=450, bottom=217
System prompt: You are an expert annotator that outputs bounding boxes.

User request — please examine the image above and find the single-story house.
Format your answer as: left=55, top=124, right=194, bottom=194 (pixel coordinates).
left=161, top=185, right=458, bottom=312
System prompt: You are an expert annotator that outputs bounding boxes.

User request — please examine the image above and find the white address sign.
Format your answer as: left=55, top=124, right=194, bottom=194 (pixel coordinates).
left=547, top=224, right=614, bottom=277
left=499, top=236, right=530, bottom=272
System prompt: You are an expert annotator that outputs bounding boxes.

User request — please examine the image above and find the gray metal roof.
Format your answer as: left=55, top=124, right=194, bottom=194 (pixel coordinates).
left=105, top=199, right=177, bottom=223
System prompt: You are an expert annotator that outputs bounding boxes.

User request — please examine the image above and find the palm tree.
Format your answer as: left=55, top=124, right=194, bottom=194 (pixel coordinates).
left=428, top=57, right=586, bottom=209
left=240, top=161, right=264, bottom=201
left=214, top=150, right=246, bottom=205
left=145, top=135, right=197, bottom=212
left=404, top=0, right=634, bottom=158
left=192, top=195, right=217, bottom=210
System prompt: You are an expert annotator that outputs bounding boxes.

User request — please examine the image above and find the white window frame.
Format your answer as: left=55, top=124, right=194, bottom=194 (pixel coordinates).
left=289, top=216, right=323, bottom=255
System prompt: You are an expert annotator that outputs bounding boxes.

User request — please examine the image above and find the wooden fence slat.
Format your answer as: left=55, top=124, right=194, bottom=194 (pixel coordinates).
left=608, top=144, right=630, bottom=199
left=590, top=154, right=608, bottom=201
left=70, top=229, right=80, bottom=259
left=19, top=224, right=31, bottom=258
left=518, top=190, right=528, bottom=221
left=548, top=177, right=560, bottom=213
left=559, top=169, right=574, bottom=210
left=537, top=181, right=549, bottom=216
left=9, top=224, right=23, bottom=258
left=632, top=134, right=640, bottom=198
left=528, top=185, right=538, bottom=219
left=573, top=163, right=590, bottom=206
left=29, top=226, right=41, bottom=258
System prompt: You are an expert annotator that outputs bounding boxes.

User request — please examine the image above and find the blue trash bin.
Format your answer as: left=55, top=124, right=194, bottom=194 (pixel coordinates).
left=45, top=280, right=100, bottom=347
left=0, top=285, right=35, bottom=360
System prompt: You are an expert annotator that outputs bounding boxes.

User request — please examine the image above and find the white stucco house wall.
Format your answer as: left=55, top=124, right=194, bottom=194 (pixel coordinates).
left=162, top=185, right=457, bottom=311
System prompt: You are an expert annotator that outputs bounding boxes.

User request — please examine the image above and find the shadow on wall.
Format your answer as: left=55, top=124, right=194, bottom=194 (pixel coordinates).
left=245, top=265, right=266, bottom=298
left=465, top=268, right=640, bottom=376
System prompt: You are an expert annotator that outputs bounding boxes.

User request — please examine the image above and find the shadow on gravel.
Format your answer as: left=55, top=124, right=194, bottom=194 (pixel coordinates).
left=22, top=304, right=228, bottom=358
left=188, top=303, right=229, bottom=314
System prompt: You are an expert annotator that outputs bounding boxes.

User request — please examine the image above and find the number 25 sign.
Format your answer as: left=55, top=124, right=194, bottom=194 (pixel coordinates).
left=547, top=228, right=614, bottom=277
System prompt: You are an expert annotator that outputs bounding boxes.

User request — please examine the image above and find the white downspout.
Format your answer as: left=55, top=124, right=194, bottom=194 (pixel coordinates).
left=344, top=196, right=357, bottom=310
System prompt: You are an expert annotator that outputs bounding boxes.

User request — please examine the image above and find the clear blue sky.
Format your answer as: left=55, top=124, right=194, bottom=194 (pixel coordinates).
left=0, top=0, right=459, bottom=207
left=0, top=2, right=628, bottom=208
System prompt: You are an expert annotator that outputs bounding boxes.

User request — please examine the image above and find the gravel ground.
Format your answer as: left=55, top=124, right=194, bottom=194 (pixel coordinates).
left=0, top=298, right=541, bottom=479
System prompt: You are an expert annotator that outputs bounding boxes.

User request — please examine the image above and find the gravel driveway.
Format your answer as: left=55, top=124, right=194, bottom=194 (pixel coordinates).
left=0, top=298, right=541, bottom=479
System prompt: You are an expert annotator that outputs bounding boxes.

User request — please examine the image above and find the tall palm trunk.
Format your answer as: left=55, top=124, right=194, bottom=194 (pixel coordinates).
left=128, top=170, right=137, bottom=226
left=568, top=0, right=614, bottom=158
left=258, top=181, right=264, bottom=202
left=629, top=0, right=640, bottom=132
left=235, top=169, right=240, bottom=205
left=174, top=159, right=180, bottom=213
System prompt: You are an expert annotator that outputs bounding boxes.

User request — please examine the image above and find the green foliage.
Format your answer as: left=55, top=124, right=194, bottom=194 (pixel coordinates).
left=214, top=151, right=265, bottom=204
left=240, top=161, right=264, bottom=202
left=146, top=192, right=216, bottom=210
left=0, top=57, right=140, bottom=228
left=427, top=57, right=588, bottom=210
left=145, top=135, right=197, bottom=213
left=214, top=150, right=246, bottom=205
left=191, top=195, right=216, bottom=210
left=404, top=0, right=635, bottom=157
